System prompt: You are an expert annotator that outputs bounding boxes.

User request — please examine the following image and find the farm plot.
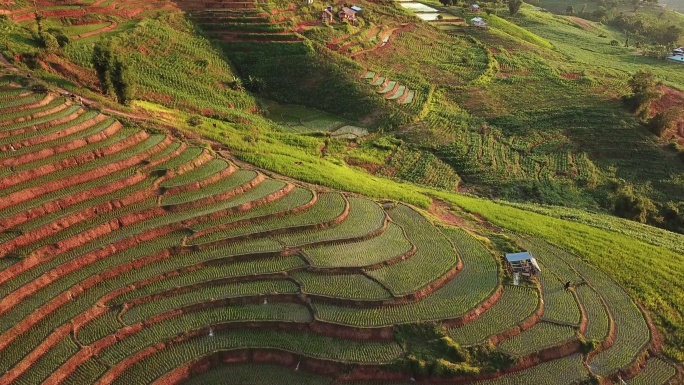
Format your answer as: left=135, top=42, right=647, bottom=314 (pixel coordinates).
left=0, top=84, right=669, bottom=384
left=448, top=285, right=539, bottom=346
left=521, top=237, right=652, bottom=376
left=366, top=204, right=458, bottom=296
left=303, top=222, right=413, bottom=268
left=313, top=227, right=499, bottom=326
left=497, top=322, right=577, bottom=356
left=184, top=364, right=334, bottom=385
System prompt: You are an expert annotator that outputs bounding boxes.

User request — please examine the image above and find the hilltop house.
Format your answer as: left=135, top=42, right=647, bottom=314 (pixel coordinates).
left=338, top=7, right=357, bottom=23
left=668, top=47, right=684, bottom=63
left=321, top=8, right=334, bottom=23
left=471, top=17, right=487, bottom=29
left=505, top=252, right=541, bottom=276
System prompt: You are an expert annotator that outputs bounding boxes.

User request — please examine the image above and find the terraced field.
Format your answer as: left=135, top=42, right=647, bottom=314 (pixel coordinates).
left=0, top=83, right=678, bottom=384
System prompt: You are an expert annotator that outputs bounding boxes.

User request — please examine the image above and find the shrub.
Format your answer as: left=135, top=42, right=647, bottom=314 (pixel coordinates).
left=40, top=32, right=60, bottom=53
left=187, top=115, right=202, bottom=127
left=648, top=107, right=683, bottom=137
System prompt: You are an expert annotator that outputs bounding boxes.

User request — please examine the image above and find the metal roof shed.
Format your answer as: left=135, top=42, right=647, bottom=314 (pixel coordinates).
left=505, top=251, right=541, bottom=275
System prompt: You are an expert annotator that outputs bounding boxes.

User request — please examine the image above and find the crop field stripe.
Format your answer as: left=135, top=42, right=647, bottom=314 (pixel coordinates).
left=522, top=238, right=651, bottom=376
left=119, top=279, right=300, bottom=324
left=366, top=204, right=459, bottom=296
left=293, top=271, right=392, bottom=300
left=98, top=329, right=403, bottom=385
left=273, top=196, right=387, bottom=247
left=303, top=222, right=414, bottom=268
left=188, top=192, right=346, bottom=246
left=312, top=227, right=498, bottom=326
left=9, top=122, right=129, bottom=171
left=448, top=285, right=539, bottom=346
left=189, top=186, right=315, bottom=233
left=626, top=357, right=677, bottom=385
left=497, top=321, right=577, bottom=356
left=473, top=353, right=589, bottom=384
left=575, top=285, right=611, bottom=341
left=182, top=364, right=333, bottom=385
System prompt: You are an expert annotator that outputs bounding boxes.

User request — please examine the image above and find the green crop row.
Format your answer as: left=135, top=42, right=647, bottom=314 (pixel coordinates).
left=0, top=97, right=67, bottom=124
left=575, top=285, right=611, bottom=342
left=60, top=360, right=108, bottom=385
left=536, top=266, right=582, bottom=326
left=77, top=309, right=124, bottom=346
left=109, top=329, right=403, bottom=385
left=0, top=133, right=166, bottom=197
left=13, top=122, right=129, bottom=173
left=448, top=285, right=539, bottom=346
left=100, top=303, right=315, bottom=364
left=313, top=227, right=498, bottom=326
left=366, top=205, right=457, bottom=296
left=627, top=357, right=677, bottom=385
left=147, top=145, right=204, bottom=172
left=0, top=104, right=82, bottom=136
left=303, top=222, right=413, bottom=268
left=190, top=186, right=314, bottom=232
left=160, top=158, right=230, bottom=188
left=293, top=271, right=391, bottom=301
left=525, top=239, right=651, bottom=376
left=189, top=192, right=346, bottom=245
left=11, top=337, right=79, bottom=385
left=0, top=93, right=43, bottom=110
left=121, top=280, right=300, bottom=324
left=161, top=170, right=259, bottom=206
left=274, top=196, right=385, bottom=247
left=498, top=322, right=577, bottom=356
left=474, top=353, right=589, bottom=384
left=184, top=364, right=333, bottom=385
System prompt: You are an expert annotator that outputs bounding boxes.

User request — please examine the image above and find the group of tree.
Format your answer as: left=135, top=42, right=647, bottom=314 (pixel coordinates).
left=612, top=182, right=684, bottom=233
left=91, top=39, right=135, bottom=105
left=34, top=14, right=70, bottom=54
left=623, top=69, right=662, bottom=119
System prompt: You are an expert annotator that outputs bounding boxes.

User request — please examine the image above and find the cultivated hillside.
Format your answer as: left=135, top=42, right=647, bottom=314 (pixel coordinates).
left=1, top=0, right=684, bottom=383
left=0, top=76, right=681, bottom=384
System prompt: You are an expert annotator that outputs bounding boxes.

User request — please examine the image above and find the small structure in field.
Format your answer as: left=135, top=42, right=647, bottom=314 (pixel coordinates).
left=338, top=7, right=357, bottom=23
left=321, top=8, right=334, bottom=23
left=505, top=251, right=541, bottom=277
left=471, top=16, right=488, bottom=29
left=668, top=47, right=684, bottom=63
left=350, top=5, right=362, bottom=12
left=471, top=4, right=480, bottom=12
left=305, top=0, right=314, bottom=4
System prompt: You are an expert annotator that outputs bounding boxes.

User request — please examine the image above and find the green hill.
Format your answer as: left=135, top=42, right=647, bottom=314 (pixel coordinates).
left=0, top=0, right=683, bottom=383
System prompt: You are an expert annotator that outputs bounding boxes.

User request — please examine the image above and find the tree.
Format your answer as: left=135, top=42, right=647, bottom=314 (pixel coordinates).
left=508, top=0, right=523, bottom=15
left=110, top=59, right=134, bottom=105
left=624, top=69, right=662, bottom=119
left=35, top=14, right=44, bottom=35
left=40, top=32, right=59, bottom=53
left=579, top=4, right=587, bottom=16
left=662, top=25, right=682, bottom=47
left=92, top=40, right=113, bottom=95
left=612, top=184, right=658, bottom=224
left=566, top=5, right=575, bottom=15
